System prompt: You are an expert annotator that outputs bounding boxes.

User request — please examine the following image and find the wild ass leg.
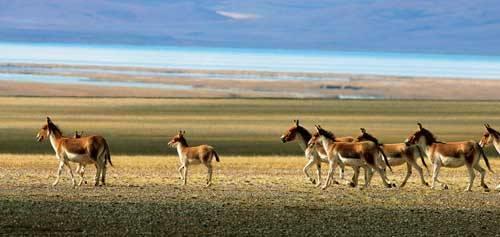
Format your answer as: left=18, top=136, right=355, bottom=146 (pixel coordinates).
left=63, top=161, right=76, bottom=187
left=52, top=160, right=65, bottom=187
left=94, top=164, right=102, bottom=186
left=315, top=162, right=322, bottom=187
left=431, top=161, right=447, bottom=189
left=400, top=162, right=412, bottom=188
left=178, top=166, right=185, bottom=180
left=350, top=166, right=360, bottom=187
left=303, top=158, right=316, bottom=184
left=338, top=160, right=345, bottom=180
left=76, top=164, right=85, bottom=186
left=364, top=167, right=373, bottom=188
left=473, top=164, right=489, bottom=191
left=321, top=159, right=337, bottom=190
left=182, top=165, right=188, bottom=186
left=409, top=158, right=429, bottom=186
left=465, top=164, right=475, bottom=192
left=101, top=164, right=107, bottom=186
left=368, top=160, right=393, bottom=188
left=205, top=163, right=213, bottom=187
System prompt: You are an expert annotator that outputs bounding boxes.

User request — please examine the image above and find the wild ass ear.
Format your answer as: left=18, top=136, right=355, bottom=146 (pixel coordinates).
left=417, top=122, right=423, bottom=130
left=314, top=125, right=321, bottom=132
left=360, top=128, right=366, bottom=133
left=295, top=120, right=299, bottom=126
left=485, top=124, right=491, bottom=128
left=182, top=130, right=186, bottom=135
left=46, top=117, right=52, bottom=123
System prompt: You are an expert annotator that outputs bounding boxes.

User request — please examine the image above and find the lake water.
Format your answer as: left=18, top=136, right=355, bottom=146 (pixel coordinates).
left=1, top=42, right=500, bottom=79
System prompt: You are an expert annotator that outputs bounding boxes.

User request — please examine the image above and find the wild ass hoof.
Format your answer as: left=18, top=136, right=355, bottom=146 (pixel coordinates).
left=321, top=185, right=328, bottom=190
left=443, top=184, right=449, bottom=190
left=205, top=183, right=212, bottom=187
left=348, top=182, right=356, bottom=188
left=391, top=183, right=397, bottom=188
left=482, top=184, right=490, bottom=192
left=311, top=179, right=316, bottom=185
left=315, top=182, right=322, bottom=187
left=423, top=182, right=429, bottom=187
left=463, top=188, right=472, bottom=192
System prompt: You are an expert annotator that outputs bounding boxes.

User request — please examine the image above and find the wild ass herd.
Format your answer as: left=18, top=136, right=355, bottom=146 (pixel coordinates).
left=37, top=117, right=498, bottom=191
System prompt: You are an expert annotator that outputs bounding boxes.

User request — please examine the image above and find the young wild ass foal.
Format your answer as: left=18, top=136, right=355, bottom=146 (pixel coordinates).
left=405, top=123, right=493, bottom=191
left=280, top=120, right=354, bottom=186
left=168, top=131, right=220, bottom=186
left=356, top=128, right=429, bottom=187
left=479, top=124, right=500, bottom=190
left=36, top=117, right=112, bottom=187
left=309, top=125, right=394, bottom=189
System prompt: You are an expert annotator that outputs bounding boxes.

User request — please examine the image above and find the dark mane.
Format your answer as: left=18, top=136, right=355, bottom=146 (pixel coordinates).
left=46, top=122, right=63, bottom=136
left=415, top=127, right=438, bottom=145
left=179, top=136, right=189, bottom=147
left=317, top=127, right=336, bottom=140
left=295, top=125, right=312, bottom=143
left=486, top=127, right=500, bottom=139
left=357, top=131, right=381, bottom=146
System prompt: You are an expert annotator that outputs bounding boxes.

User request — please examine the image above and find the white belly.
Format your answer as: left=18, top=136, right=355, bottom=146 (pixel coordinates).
left=65, top=151, right=94, bottom=164
left=439, top=156, right=465, bottom=168
left=187, top=158, right=201, bottom=164
left=339, top=155, right=365, bottom=167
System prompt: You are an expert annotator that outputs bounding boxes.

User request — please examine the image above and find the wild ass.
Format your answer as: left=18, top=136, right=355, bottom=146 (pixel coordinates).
left=479, top=124, right=500, bottom=190
left=280, top=120, right=354, bottom=186
left=356, top=128, right=429, bottom=187
left=309, top=125, right=394, bottom=189
left=167, top=131, right=220, bottom=186
left=405, top=123, right=492, bottom=191
left=36, top=117, right=112, bottom=187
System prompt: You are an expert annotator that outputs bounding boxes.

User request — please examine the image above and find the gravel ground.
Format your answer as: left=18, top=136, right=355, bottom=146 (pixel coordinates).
left=0, top=155, right=499, bottom=236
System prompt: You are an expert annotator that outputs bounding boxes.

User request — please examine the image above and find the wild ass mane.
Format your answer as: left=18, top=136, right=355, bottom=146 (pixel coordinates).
left=295, top=125, right=312, bottom=143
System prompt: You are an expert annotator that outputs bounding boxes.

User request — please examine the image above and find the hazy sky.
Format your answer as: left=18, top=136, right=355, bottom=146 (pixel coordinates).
left=1, top=0, right=499, bottom=54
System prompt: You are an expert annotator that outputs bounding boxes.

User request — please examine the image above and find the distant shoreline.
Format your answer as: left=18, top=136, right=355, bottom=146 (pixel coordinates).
left=1, top=63, right=500, bottom=100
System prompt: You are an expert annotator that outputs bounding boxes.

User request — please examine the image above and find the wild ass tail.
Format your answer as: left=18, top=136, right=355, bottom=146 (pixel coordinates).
left=415, top=145, right=429, bottom=172
left=476, top=142, right=493, bottom=173
left=104, top=141, right=113, bottom=167
left=213, top=150, right=220, bottom=162
left=378, top=146, right=392, bottom=172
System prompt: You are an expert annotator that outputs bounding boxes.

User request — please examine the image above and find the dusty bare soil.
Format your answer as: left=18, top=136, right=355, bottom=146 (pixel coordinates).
left=0, top=155, right=498, bottom=236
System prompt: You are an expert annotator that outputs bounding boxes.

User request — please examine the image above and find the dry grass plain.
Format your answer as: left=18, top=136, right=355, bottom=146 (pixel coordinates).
left=0, top=155, right=499, bottom=236
left=0, top=97, right=500, bottom=235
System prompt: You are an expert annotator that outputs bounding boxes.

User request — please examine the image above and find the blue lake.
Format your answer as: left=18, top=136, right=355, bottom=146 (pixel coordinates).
left=1, top=42, right=500, bottom=79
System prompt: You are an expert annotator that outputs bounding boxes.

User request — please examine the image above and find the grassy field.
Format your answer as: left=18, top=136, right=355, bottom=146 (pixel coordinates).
left=2, top=97, right=500, bottom=156
left=1, top=97, right=500, bottom=235
left=0, top=155, right=498, bottom=236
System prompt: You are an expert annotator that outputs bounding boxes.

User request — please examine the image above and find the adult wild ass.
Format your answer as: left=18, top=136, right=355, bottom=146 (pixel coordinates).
left=479, top=124, right=500, bottom=190
left=168, top=131, right=220, bottom=187
left=356, top=128, right=429, bottom=187
left=309, top=125, right=394, bottom=189
left=405, top=123, right=492, bottom=191
left=36, top=117, right=112, bottom=187
left=280, top=120, right=354, bottom=186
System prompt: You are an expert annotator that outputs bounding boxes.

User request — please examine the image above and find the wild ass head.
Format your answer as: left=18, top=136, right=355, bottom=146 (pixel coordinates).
left=280, top=120, right=312, bottom=143
left=168, top=130, right=189, bottom=147
left=480, top=124, right=500, bottom=147
left=36, top=117, right=62, bottom=142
